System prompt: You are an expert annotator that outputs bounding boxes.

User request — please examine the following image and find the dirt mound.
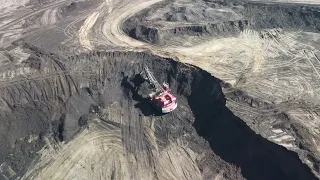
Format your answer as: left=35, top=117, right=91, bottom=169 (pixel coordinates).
left=123, top=1, right=320, bottom=46
left=0, top=43, right=316, bottom=179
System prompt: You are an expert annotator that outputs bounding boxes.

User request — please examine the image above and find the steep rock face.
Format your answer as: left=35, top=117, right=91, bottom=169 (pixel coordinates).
left=0, top=43, right=316, bottom=179
left=121, top=0, right=320, bottom=177
left=123, top=1, right=320, bottom=45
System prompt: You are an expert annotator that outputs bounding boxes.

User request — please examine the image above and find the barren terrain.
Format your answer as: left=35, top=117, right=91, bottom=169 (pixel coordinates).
left=0, top=0, right=320, bottom=179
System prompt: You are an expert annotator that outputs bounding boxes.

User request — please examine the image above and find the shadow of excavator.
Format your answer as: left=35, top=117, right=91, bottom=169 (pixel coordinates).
left=121, top=74, right=163, bottom=117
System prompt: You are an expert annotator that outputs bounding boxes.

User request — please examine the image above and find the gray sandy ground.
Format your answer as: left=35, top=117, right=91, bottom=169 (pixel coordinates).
left=0, top=0, right=319, bottom=179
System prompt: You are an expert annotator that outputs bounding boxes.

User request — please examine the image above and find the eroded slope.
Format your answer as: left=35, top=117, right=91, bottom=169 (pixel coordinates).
left=0, top=0, right=319, bottom=179
left=0, top=44, right=314, bottom=180
left=122, top=0, right=320, bottom=177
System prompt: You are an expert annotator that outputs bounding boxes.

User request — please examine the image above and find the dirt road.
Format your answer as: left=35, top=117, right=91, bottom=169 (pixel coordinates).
left=0, top=0, right=320, bottom=179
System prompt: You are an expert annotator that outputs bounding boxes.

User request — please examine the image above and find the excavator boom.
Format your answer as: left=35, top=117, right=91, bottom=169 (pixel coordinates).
left=140, top=66, right=177, bottom=113
left=142, top=66, right=164, bottom=93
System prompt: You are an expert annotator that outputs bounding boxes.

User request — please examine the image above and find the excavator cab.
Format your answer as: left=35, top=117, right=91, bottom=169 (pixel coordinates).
left=150, top=92, right=177, bottom=113
left=150, top=83, right=177, bottom=113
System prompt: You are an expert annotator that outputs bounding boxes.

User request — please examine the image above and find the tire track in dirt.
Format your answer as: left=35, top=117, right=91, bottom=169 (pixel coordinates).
left=249, top=0, right=320, bottom=5
left=0, top=0, right=84, bottom=49
left=0, top=0, right=76, bottom=32
left=64, top=16, right=89, bottom=39
left=78, top=12, right=100, bottom=51
left=155, top=144, right=203, bottom=180
left=40, top=8, right=59, bottom=25
left=22, top=122, right=128, bottom=180
left=100, top=0, right=163, bottom=47
left=302, top=50, right=320, bottom=83
left=12, top=0, right=320, bottom=179
left=22, top=110, right=204, bottom=180
left=15, top=49, right=212, bottom=179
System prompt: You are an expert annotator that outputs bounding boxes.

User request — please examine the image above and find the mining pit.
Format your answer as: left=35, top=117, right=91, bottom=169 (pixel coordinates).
left=1, top=0, right=320, bottom=179
left=0, top=43, right=314, bottom=180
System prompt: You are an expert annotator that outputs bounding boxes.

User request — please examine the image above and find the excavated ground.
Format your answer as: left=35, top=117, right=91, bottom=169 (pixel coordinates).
left=124, top=1, right=320, bottom=46
left=0, top=0, right=320, bottom=179
left=122, top=0, right=320, bottom=177
left=0, top=43, right=315, bottom=180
